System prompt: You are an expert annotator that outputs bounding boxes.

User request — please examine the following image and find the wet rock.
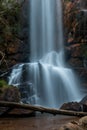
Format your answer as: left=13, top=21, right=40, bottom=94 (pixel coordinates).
left=79, top=95, right=87, bottom=112
left=60, top=95, right=87, bottom=112
left=18, top=82, right=36, bottom=104
left=80, top=95, right=87, bottom=105
left=60, top=102, right=83, bottom=111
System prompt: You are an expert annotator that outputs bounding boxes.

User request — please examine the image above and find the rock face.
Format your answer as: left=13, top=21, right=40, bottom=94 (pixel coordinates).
left=0, top=0, right=30, bottom=71
left=64, top=0, right=87, bottom=90
left=64, top=10, right=87, bottom=91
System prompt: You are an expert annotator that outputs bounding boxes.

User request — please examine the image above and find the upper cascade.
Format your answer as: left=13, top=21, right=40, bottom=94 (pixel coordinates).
left=30, top=0, right=64, bottom=62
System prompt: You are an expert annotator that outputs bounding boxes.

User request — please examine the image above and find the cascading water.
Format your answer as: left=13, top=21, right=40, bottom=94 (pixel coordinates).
left=9, top=0, right=82, bottom=108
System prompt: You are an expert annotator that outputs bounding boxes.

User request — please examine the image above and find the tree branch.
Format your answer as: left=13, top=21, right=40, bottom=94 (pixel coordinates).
left=0, top=51, right=8, bottom=69
left=0, top=101, right=87, bottom=117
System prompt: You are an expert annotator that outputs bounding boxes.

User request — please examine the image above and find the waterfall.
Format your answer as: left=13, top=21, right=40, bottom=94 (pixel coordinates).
left=30, top=0, right=64, bottom=63
left=9, top=0, right=82, bottom=108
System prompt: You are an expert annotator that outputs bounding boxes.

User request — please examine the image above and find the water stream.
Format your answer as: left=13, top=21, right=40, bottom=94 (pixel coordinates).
left=9, top=0, right=82, bottom=108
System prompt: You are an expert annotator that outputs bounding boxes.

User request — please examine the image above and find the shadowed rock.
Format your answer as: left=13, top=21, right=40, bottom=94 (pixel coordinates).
left=60, top=102, right=83, bottom=111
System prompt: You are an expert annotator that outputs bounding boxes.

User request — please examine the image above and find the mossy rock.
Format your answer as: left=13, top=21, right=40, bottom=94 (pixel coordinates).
left=0, top=80, right=21, bottom=102
left=0, top=80, right=9, bottom=88
left=0, top=86, right=21, bottom=102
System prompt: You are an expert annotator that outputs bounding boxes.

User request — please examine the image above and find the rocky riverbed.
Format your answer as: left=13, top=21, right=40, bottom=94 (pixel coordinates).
left=0, top=114, right=79, bottom=130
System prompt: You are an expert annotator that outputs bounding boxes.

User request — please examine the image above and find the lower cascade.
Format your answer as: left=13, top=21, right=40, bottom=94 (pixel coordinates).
left=9, top=0, right=82, bottom=108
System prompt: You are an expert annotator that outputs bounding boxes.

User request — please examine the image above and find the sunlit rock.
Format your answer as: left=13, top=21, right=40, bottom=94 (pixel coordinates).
left=79, top=116, right=87, bottom=129
left=59, top=122, right=83, bottom=130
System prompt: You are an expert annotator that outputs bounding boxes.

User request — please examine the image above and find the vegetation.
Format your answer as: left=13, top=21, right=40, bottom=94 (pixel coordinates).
left=0, top=0, right=20, bottom=45
left=0, top=0, right=25, bottom=70
left=0, top=79, right=10, bottom=95
left=0, top=79, right=21, bottom=102
left=0, top=79, right=11, bottom=88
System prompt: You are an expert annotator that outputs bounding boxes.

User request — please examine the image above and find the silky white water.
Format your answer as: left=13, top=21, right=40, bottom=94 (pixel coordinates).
left=9, top=0, right=82, bottom=108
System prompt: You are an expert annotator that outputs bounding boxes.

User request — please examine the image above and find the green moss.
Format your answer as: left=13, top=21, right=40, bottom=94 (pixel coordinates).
left=0, top=80, right=10, bottom=88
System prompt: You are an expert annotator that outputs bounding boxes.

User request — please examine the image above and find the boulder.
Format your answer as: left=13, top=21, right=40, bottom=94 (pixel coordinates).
left=79, top=95, right=87, bottom=112
left=80, top=95, right=87, bottom=105
left=60, top=102, right=83, bottom=111
left=60, top=95, right=87, bottom=112
left=0, top=86, right=21, bottom=102
left=59, top=122, right=83, bottom=130
left=59, top=116, right=87, bottom=130
left=79, top=116, right=87, bottom=129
